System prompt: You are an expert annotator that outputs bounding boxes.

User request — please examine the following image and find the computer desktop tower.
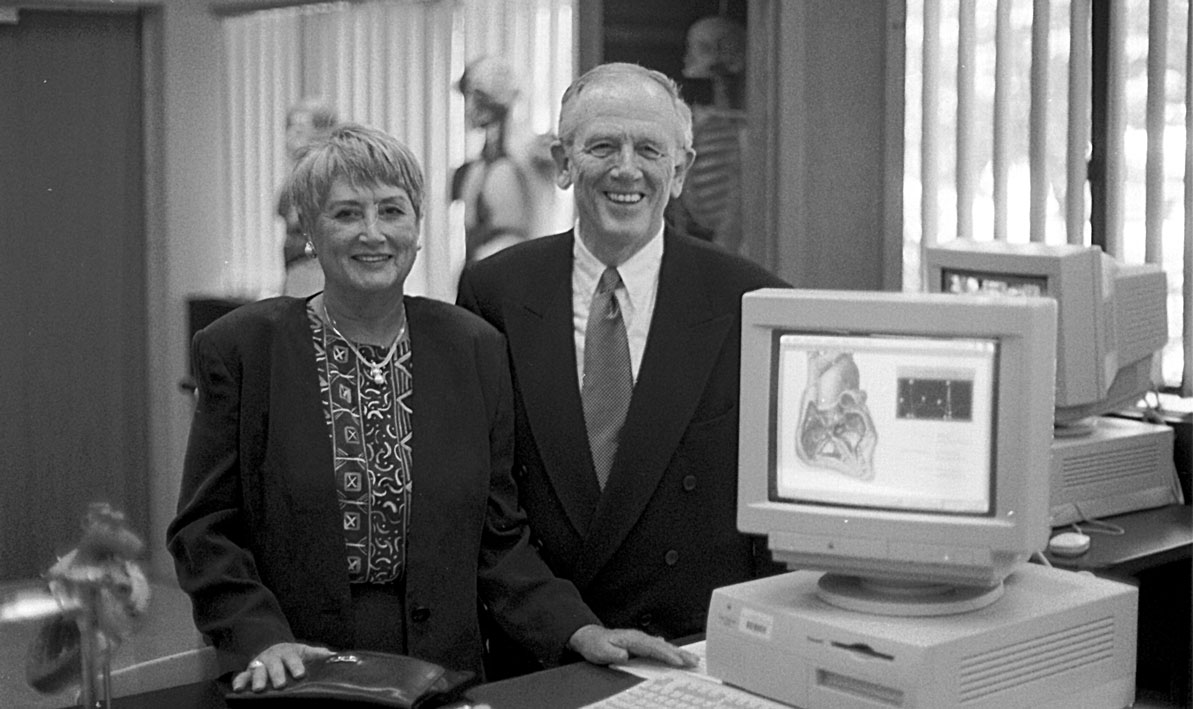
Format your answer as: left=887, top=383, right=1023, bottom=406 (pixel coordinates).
left=1050, top=416, right=1183, bottom=527
left=706, top=564, right=1137, bottom=709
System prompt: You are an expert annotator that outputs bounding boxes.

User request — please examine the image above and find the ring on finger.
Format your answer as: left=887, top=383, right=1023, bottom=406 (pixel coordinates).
left=248, top=659, right=265, bottom=669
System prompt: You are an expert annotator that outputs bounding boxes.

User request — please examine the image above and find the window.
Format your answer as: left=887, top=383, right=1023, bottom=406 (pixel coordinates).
left=904, top=0, right=1190, bottom=395
left=219, top=0, right=575, bottom=302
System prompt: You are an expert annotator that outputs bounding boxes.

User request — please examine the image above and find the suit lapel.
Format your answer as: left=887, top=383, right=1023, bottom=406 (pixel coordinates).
left=573, top=234, right=737, bottom=587
left=506, top=234, right=603, bottom=537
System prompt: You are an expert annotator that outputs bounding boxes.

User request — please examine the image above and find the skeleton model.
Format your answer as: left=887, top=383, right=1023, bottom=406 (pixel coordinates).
left=452, top=56, right=559, bottom=262
left=795, top=351, right=879, bottom=481
left=670, top=15, right=748, bottom=252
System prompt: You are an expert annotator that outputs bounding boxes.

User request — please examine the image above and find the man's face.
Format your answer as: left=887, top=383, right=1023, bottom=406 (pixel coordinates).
left=553, top=81, right=694, bottom=256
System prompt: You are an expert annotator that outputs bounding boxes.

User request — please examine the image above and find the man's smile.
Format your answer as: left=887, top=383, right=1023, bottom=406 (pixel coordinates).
left=353, top=253, right=392, bottom=263
left=605, top=191, right=644, bottom=205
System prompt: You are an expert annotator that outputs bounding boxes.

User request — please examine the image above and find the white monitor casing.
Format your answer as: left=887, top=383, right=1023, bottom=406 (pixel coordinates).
left=737, top=289, right=1056, bottom=592
left=923, top=240, right=1167, bottom=426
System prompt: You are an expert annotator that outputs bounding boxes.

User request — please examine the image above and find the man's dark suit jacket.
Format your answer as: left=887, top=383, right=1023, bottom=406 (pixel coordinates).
left=457, top=230, right=789, bottom=640
left=167, top=296, right=598, bottom=678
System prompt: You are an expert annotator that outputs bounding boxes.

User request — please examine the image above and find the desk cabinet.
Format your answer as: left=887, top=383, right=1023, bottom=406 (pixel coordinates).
left=1046, top=504, right=1192, bottom=708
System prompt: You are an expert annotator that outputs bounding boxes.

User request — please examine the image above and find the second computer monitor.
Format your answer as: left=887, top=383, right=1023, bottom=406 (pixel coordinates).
left=923, top=240, right=1167, bottom=428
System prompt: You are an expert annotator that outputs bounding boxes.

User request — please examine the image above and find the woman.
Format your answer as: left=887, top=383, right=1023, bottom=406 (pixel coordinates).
left=167, top=124, right=693, bottom=693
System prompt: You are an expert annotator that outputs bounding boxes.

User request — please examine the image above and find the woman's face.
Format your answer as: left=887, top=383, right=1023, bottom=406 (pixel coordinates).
left=312, top=177, right=420, bottom=300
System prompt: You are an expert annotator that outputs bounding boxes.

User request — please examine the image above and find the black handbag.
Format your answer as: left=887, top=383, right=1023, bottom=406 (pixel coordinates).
left=224, top=650, right=477, bottom=708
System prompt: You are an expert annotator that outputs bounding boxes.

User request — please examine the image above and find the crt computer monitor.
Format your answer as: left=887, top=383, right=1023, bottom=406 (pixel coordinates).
left=923, top=240, right=1168, bottom=429
left=737, top=289, right=1057, bottom=616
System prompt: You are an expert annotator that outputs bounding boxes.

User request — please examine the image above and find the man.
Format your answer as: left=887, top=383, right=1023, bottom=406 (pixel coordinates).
left=457, top=63, right=787, bottom=662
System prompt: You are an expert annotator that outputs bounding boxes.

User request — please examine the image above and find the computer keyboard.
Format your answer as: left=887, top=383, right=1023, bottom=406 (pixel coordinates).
left=583, top=673, right=791, bottom=709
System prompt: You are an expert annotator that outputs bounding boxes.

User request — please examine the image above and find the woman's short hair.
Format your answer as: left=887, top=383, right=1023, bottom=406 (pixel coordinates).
left=556, top=62, right=693, bottom=152
left=286, top=123, right=425, bottom=234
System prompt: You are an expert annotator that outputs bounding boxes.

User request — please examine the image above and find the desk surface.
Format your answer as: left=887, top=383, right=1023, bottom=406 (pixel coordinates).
left=44, top=663, right=643, bottom=709
left=53, top=660, right=1187, bottom=709
left=470, top=661, right=639, bottom=708
left=1045, top=503, right=1192, bottom=576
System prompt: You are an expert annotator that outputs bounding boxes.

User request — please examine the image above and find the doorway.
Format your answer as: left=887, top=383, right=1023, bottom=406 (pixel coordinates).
left=0, top=9, right=149, bottom=580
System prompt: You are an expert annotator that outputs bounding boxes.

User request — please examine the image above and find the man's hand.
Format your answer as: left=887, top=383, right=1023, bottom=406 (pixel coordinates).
left=231, top=642, right=335, bottom=692
left=567, top=624, right=700, bottom=668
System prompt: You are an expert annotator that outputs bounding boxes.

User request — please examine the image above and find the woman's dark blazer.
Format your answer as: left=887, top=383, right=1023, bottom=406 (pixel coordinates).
left=167, top=295, right=598, bottom=677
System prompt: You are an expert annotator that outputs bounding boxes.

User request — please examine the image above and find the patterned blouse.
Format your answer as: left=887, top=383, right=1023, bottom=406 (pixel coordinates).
left=309, top=307, right=413, bottom=584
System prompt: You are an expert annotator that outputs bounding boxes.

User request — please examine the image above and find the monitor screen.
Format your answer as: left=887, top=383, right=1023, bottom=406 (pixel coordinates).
left=774, top=333, right=996, bottom=515
left=738, top=289, right=1057, bottom=616
left=940, top=270, right=1047, bottom=298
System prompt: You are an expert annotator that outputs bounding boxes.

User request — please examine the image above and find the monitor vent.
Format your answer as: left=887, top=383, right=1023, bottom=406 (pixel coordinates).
left=1060, top=441, right=1155, bottom=488
left=957, top=616, right=1116, bottom=703
left=1114, top=268, right=1169, bottom=360
left=1117, top=295, right=1167, bottom=345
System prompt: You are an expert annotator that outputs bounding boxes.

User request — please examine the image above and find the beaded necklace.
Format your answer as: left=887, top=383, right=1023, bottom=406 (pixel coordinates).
left=321, top=301, right=406, bottom=385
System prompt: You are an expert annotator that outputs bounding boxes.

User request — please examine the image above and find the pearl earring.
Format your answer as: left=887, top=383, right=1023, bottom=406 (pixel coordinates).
left=304, top=241, right=316, bottom=258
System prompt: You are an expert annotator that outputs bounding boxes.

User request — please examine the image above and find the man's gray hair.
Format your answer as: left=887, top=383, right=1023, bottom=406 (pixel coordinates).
left=557, top=62, right=694, bottom=151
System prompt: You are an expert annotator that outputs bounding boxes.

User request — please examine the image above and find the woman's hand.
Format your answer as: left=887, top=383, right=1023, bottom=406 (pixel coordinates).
left=567, top=624, right=700, bottom=668
left=231, top=642, right=335, bottom=692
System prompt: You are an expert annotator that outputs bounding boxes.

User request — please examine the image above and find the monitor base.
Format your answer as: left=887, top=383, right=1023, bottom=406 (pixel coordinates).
left=817, top=573, right=1004, bottom=617
left=1054, top=418, right=1098, bottom=438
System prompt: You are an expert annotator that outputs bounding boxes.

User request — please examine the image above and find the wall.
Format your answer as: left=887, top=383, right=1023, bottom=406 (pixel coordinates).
left=744, top=0, right=902, bottom=290
left=149, top=1, right=226, bottom=581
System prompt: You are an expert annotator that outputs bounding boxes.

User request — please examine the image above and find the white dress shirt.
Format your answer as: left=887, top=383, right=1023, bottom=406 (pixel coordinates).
left=572, top=226, right=664, bottom=390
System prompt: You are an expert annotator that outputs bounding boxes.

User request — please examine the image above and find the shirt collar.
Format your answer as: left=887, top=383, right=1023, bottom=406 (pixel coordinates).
left=573, top=224, right=665, bottom=310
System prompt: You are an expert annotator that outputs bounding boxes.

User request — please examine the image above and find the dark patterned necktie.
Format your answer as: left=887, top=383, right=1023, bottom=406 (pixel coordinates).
left=582, top=268, right=633, bottom=489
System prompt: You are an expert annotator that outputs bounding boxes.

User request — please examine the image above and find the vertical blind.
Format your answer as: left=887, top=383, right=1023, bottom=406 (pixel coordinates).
left=221, top=0, right=574, bottom=303
left=906, top=0, right=1191, bottom=394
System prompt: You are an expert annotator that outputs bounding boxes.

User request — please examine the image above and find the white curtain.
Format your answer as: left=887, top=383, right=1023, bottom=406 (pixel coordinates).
left=904, top=0, right=1190, bottom=390
left=222, top=0, right=575, bottom=302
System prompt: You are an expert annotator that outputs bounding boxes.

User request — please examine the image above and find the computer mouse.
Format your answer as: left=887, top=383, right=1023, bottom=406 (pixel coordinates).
left=1048, top=531, right=1092, bottom=557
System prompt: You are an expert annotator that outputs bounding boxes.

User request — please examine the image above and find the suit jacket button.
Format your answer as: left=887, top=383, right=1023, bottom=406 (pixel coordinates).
left=411, top=606, right=431, bottom=623
left=682, top=475, right=697, bottom=491
left=664, top=550, right=679, bottom=566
